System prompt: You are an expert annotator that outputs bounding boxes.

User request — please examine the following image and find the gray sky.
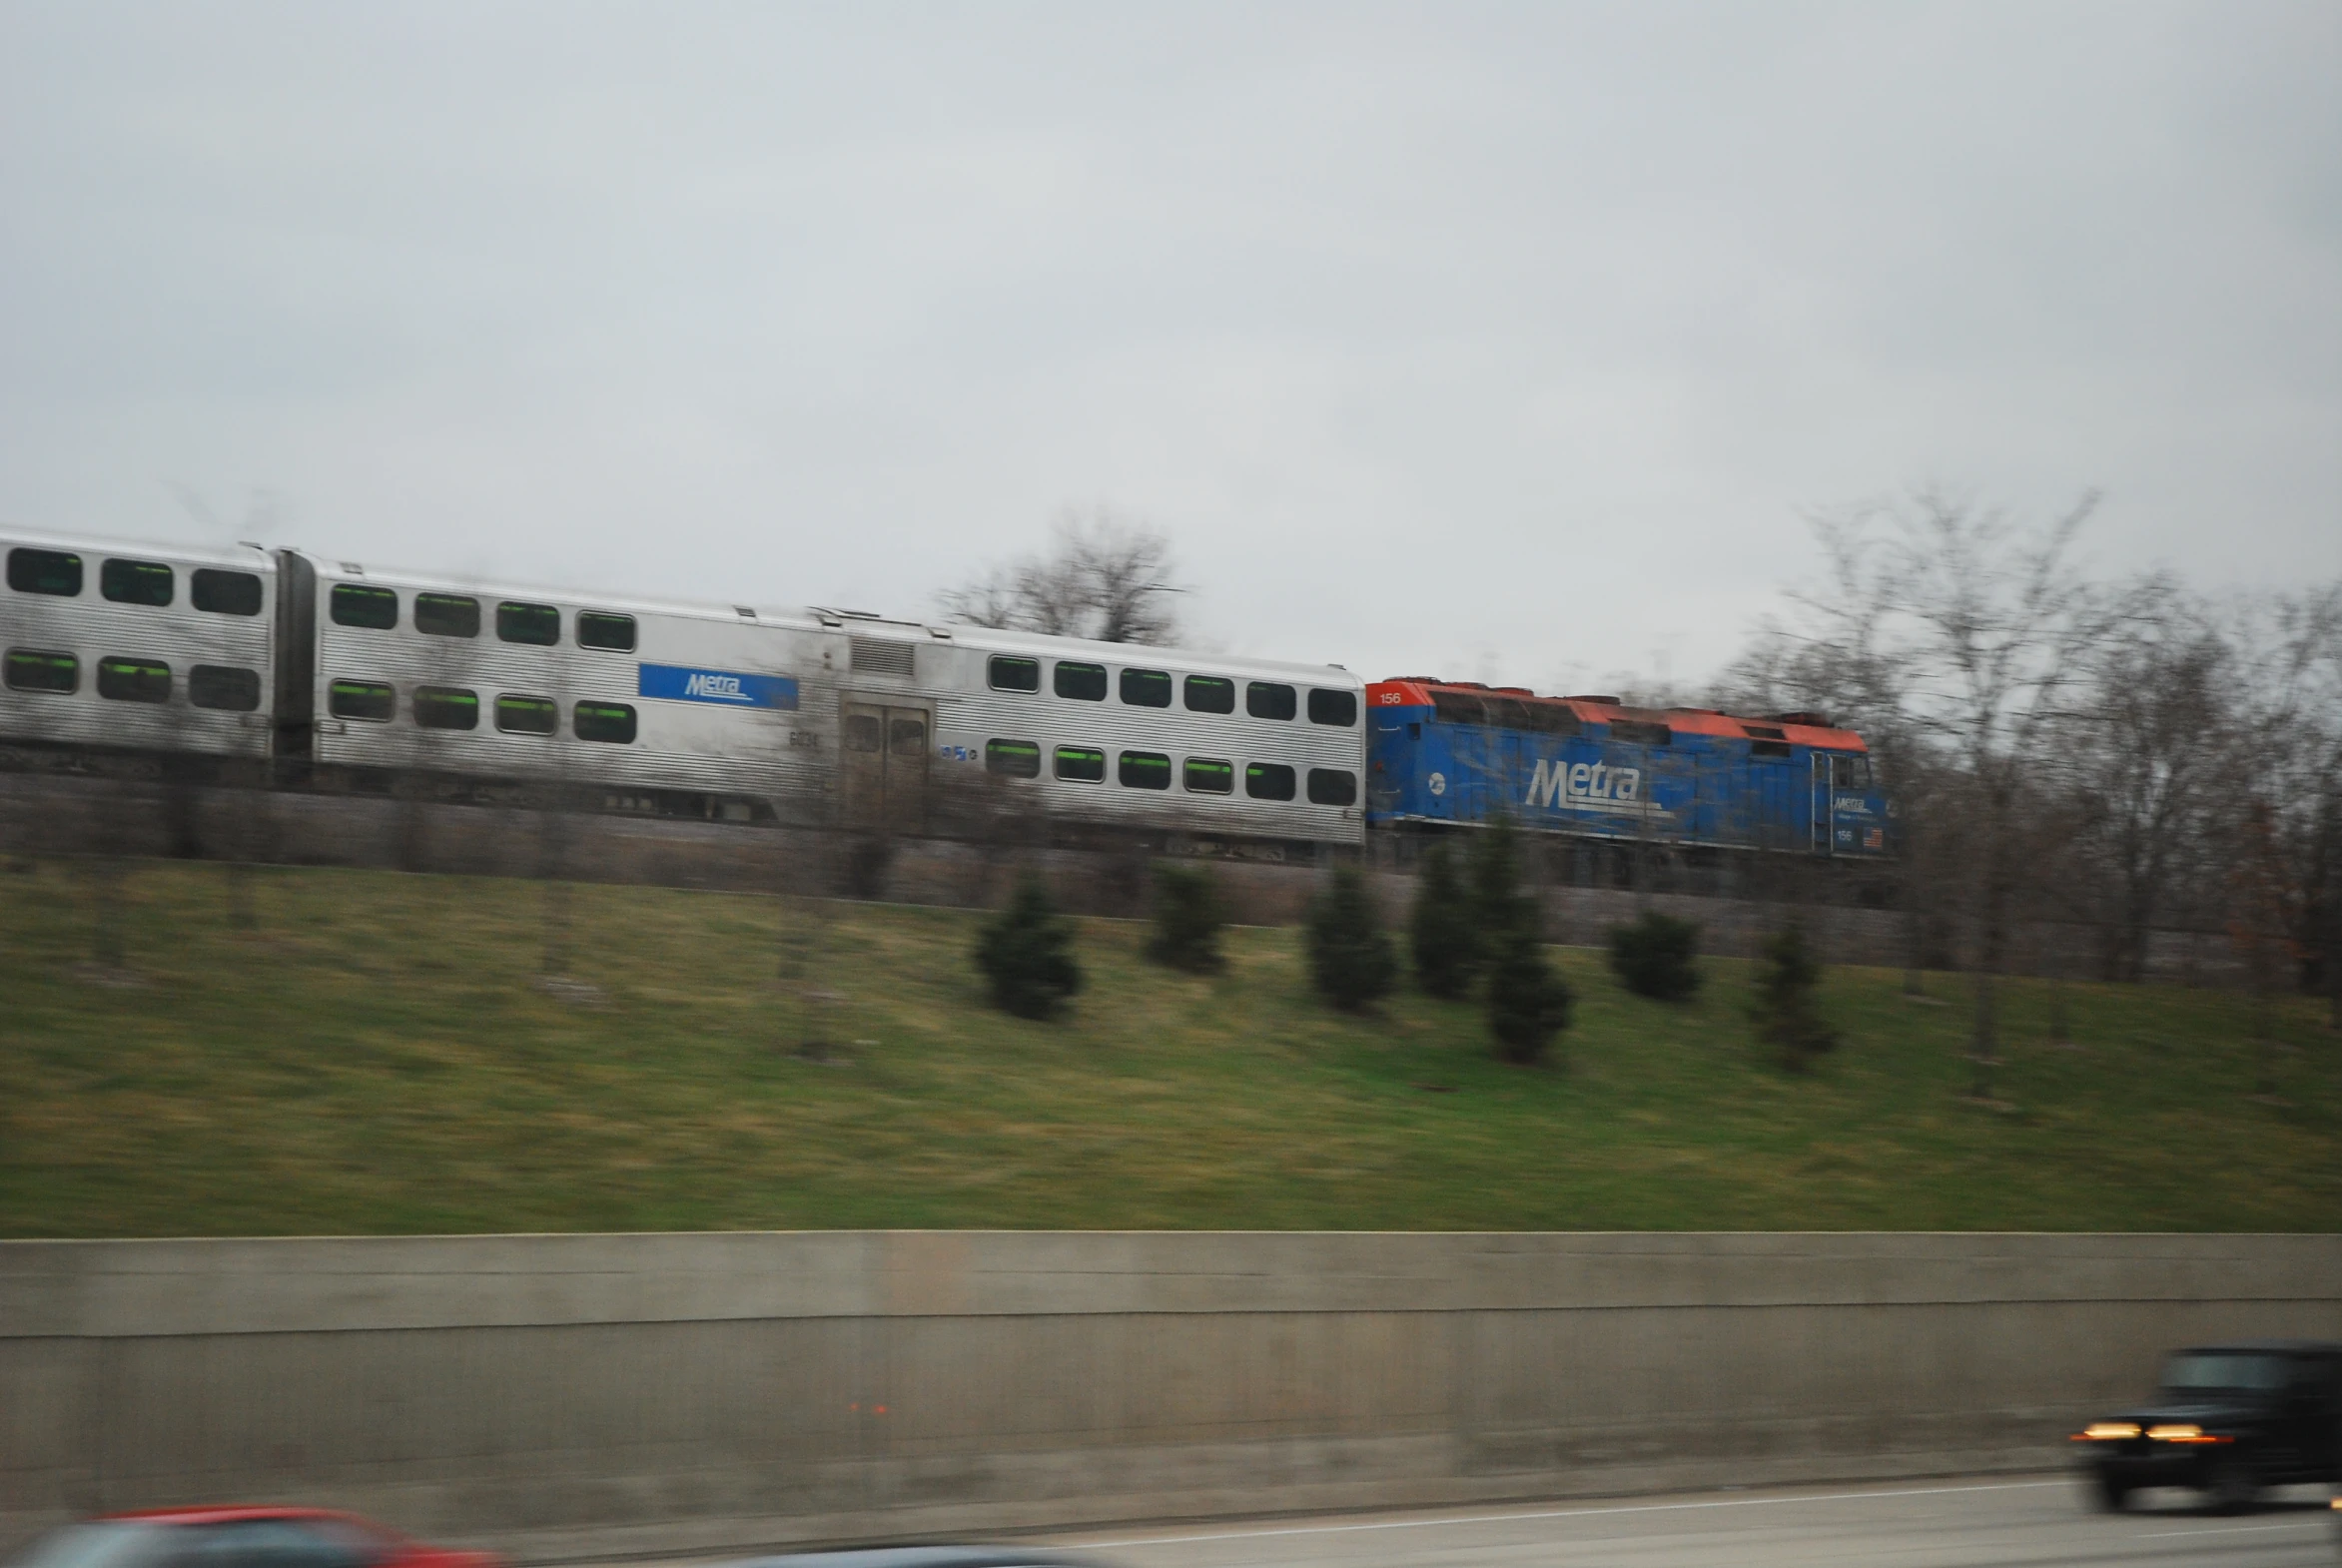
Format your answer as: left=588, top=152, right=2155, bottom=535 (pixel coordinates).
left=3, top=2, right=2335, bottom=694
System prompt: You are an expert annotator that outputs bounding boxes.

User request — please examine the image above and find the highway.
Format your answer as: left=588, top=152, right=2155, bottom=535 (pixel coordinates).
left=1058, top=1477, right=2341, bottom=1567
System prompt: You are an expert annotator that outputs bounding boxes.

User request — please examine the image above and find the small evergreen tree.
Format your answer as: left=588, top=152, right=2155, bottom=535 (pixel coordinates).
left=1608, top=911, right=1704, bottom=1000
left=1488, top=920, right=1573, bottom=1063
left=1750, top=922, right=1839, bottom=1070
left=1307, top=865, right=1395, bottom=1011
left=1409, top=839, right=1479, bottom=998
left=1146, top=860, right=1225, bottom=974
left=974, top=871, right=1083, bottom=1019
left=1467, top=812, right=1525, bottom=933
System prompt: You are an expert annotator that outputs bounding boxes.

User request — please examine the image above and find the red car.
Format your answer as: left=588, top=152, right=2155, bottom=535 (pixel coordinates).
left=3, top=1508, right=502, bottom=1568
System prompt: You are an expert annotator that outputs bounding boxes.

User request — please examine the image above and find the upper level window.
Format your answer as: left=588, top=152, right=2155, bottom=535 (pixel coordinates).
left=7, top=547, right=82, bottom=596
left=989, top=655, right=1041, bottom=692
left=192, top=568, right=264, bottom=616
left=412, top=686, right=480, bottom=731
left=3, top=649, right=78, bottom=693
left=96, top=656, right=171, bottom=703
left=577, top=611, right=636, bottom=651
left=412, top=593, right=479, bottom=637
left=1055, top=661, right=1107, bottom=701
left=1121, top=669, right=1172, bottom=708
left=189, top=664, right=262, bottom=712
left=1307, top=689, right=1357, bottom=728
left=573, top=700, right=635, bottom=743
left=497, top=601, right=560, bottom=646
left=1246, top=682, right=1296, bottom=721
left=330, top=583, right=398, bottom=630
left=101, top=558, right=174, bottom=606
left=1183, top=675, right=1235, bottom=714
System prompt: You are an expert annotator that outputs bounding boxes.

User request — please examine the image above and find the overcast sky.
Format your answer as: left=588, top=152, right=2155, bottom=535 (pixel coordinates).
left=3, top=2, right=2335, bottom=693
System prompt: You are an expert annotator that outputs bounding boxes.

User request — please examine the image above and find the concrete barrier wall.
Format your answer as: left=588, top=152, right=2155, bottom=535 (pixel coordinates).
left=3, top=1232, right=2337, bottom=1559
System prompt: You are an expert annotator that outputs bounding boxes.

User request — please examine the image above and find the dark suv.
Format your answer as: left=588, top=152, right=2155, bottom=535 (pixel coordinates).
left=2071, top=1340, right=2342, bottom=1512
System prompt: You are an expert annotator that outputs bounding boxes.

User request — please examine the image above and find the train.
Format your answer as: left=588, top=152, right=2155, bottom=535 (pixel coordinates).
left=2, top=526, right=1892, bottom=865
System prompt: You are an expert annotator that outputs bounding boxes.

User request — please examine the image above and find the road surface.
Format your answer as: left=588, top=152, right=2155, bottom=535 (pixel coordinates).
left=1055, top=1476, right=2340, bottom=1567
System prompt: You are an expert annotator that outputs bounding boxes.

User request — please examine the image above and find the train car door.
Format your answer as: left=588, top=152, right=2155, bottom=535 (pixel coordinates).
left=1810, top=752, right=1836, bottom=856
left=841, top=699, right=930, bottom=834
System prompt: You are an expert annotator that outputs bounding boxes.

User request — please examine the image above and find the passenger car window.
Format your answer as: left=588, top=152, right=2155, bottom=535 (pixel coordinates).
left=577, top=611, right=636, bottom=651
left=7, top=547, right=82, bottom=596
left=497, top=600, right=561, bottom=645
left=573, top=700, right=636, bottom=743
left=96, top=656, right=171, bottom=702
left=1306, top=767, right=1358, bottom=806
left=3, top=649, right=78, bottom=693
left=413, top=686, right=479, bottom=730
left=1246, top=682, right=1296, bottom=721
left=1054, top=745, right=1106, bottom=782
left=989, top=655, right=1041, bottom=692
left=1183, top=675, right=1235, bottom=713
left=101, top=558, right=174, bottom=606
left=413, top=593, right=480, bottom=638
left=844, top=714, right=882, bottom=752
left=330, top=583, right=398, bottom=629
left=1055, top=661, right=1107, bottom=701
left=1119, top=750, right=1171, bottom=789
left=1121, top=669, right=1172, bottom=707
left=495, top=694, right=557, bottom=735
left=328, top=679, right=394, bottom=722
left=986, top=739, right=1041, bottom=777
left=192, top=568, right=264, bottom=616
left=189, top=664, right=262, bottom=712
left=1307, top=689, right=1357, bottom=727
left=889, top=715, right=927, bottom=757
left=1245, top=762, right=1296, bottom=800
left=1183, top=757, right=1233, bottom=794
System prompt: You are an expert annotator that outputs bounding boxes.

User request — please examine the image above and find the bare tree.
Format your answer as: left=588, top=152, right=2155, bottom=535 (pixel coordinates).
left=936, top=509, right=1184, bottom=645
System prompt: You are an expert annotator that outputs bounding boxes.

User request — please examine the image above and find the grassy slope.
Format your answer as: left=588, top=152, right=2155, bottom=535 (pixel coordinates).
left=1, top=860, right=2336, bottom=1237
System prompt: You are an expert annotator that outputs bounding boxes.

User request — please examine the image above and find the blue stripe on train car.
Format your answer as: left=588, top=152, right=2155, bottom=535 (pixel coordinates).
left=1366, top=698, right=1892, bottom=857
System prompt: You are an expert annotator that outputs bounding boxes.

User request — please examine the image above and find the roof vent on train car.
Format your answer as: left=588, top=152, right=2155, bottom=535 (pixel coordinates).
left=850, top=636, right=916, bottom=679
left=1566, top=694, right=1620, bottom=705
left=1765, top=711, right=1832, bottom=727
left=735, top=605, right=757, bottom=618
left=928, top=625, right=953, bottom=639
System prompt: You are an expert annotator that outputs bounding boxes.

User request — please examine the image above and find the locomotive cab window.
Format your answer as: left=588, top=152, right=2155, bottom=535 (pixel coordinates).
left=1246, top=682, right=1296, bottom=721
left=328, top=679, right=394, bottom=722
left=1121, top=669, right=1172, bottom=708
left=414, top=593, right=480, bottom=638
left=101, top=558, right=174, bottom=606
left=1307, top=689, right=1357, bottom=728
left=989, top=655, right=1041, bottom=692
left=1054, top=745, right=1106, bottom=782
left=1245, top=762, right=1296, bottom=801
left=577, top=611, right=636, bottom=651
left=1183, top=757, right=1234, bottom=794
left=1306, top=768, right=1358, bottom=807
left=413, top=686, right=480, bottom=730
left=330, top=583, right=398, bottom=629
left=1183, top=674, right=1235, bottom=713
left=1055, top=661, right=1107, bottom=701
left=497, top=601, right=561, bottom=646
left=574, top=700, right=636, bottom=743
left=97, top=657, right=171, bottom=703
left=495, top=694, right=558, bottom=735
left=3, top=649, right=77, bottom=693
left=1119, top=750, right=1171, bottom=789
left=1832, top=755, right=1871, bottom=788
left=986, top=739, right=1041, bottom=778
left=192, top=568, right=264, bottom=616
left=8, top=548, right=82, bottom=596
left=189, top=664, right=262, bottom=712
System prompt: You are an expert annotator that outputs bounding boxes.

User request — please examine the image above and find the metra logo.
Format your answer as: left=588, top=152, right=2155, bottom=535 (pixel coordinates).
left=638, top=663, right=799, bottom=710
left=1524, top=757, right=1668, bottom=816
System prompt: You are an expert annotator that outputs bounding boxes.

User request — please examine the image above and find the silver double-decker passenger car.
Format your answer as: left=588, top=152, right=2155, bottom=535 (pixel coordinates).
left=2, top=529, right=277, bottom=764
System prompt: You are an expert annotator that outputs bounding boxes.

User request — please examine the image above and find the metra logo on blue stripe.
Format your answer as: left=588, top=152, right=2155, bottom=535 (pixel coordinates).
left=637, top=663, right=799, bottom=710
